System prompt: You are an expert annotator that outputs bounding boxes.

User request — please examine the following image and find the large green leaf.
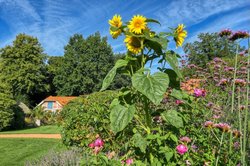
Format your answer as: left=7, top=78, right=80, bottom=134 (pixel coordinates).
left=161, top=110, right=183, bottom=128
left=110, top=99, right=136, bottom=133
left=101, top=59, right=128, bottom=91
left=132, top=72, right=169, bottom=105
left=165, top=51, right=182, bottom=78
left=132, top=133, right=148, bottom=153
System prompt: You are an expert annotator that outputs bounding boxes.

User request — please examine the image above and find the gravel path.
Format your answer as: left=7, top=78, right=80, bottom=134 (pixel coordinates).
left=0, top=134, right=61, bottom=139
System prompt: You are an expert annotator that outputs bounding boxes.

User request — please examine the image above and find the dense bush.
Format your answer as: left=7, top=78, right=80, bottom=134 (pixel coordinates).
left=61, top=91, right=118, bottom=147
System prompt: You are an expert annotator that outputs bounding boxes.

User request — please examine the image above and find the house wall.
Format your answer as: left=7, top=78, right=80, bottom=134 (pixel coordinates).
left=41, top=101, right=62, bottom=112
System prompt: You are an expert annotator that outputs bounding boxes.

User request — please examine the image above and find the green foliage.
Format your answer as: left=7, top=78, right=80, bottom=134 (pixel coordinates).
left=46, top=56, right=64, bottom=95
left=0, top=33, right=48, bottom=106
left=0, top=82, right=16, bottom=131
left=110, top=99, right=136, bottom=133
left=54, top=33, right=117, bottom=95
left=61, top=91, right=118, bottom=147
left=132, top=72, right=169, bottom=105
left=161, top=110, right=183, bottom=128
left=183, top=32, right=244, bottom=67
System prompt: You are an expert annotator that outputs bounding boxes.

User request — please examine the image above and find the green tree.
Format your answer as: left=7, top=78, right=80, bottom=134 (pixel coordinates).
left=46, top=56, right=64, bottom=95
left=0, top=34, right=48, bottom=106
left=53, top=32, right=116, bottom=95
left=184, top=32, right=244, bottom=67
left=0, top=82, right=16, bottom=131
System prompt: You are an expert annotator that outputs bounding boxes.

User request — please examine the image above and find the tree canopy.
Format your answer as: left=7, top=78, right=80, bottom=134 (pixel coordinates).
left=0, top=33, right=48, bottom=105
left=53, top=32, right=115, bottom=95
left=183, top=32, right=244, bottom=67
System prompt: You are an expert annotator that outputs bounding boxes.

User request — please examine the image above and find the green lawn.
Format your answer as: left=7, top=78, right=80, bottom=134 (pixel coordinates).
left=0, top=125, right=61, bottom=134
left=0, top=138, right=65, bottom=166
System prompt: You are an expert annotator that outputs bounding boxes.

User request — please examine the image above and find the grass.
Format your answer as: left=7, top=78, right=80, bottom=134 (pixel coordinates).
left=0, top=138, right=65, bottom=166
left=0, top=125, right=61, bottom=134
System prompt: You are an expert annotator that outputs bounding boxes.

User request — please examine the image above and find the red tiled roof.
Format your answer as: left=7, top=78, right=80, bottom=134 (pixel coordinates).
left=43, top=96, right=77, bottom=106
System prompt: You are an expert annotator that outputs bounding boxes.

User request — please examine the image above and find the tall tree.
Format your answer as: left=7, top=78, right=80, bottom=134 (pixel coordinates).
left=46, top=56, right=64, bottom=95
left=53, top=32, right=114, bottom=95
left=0, top=82, right=16, bottom=131
left=0, top=34, right=48, bottom=106
left=183, top=32, right=244, bottom=67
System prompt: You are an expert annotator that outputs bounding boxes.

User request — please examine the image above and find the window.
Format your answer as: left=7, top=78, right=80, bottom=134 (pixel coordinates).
left=47, top=102, right=53, bottom=109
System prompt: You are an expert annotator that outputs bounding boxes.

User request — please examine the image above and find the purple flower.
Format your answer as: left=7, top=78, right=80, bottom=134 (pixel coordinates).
left=176, top=144, right=188, bottom=155
left=213, top=57, right=223, bottom=63
left=206, top=102, right=214, bottom=108
left=224, top=66, right=234, bottom=72
left=180, top=136, right=191, bottom=143
left=234, top=142, right=240, bottom=149
left=217, top=78, right=228, bottom=86
left=219, top=29, right=232, bottom=37
left=204, top=121, right=214, bottom=128
left=214, top=123, right=231, bottom=132
left=229, top=31, right=250, bottom=41
left=187, top=64, right=197, bottom=69
left=194, top=88, right=206, bottom=97
left=234, top=79, right=246, bottom=86
left=191, top=144, right=198, bottom=152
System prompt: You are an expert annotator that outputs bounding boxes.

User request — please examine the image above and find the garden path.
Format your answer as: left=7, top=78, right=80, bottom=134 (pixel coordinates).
left=0, top=134, right=61, bottom=139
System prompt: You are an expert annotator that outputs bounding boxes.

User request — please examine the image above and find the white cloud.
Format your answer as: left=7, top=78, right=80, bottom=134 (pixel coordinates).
left=155, top=0, right=249, bottom=29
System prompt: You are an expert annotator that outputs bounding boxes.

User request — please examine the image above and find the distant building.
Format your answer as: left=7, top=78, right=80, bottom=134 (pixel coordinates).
left=37, top=96, right=77, bottom=112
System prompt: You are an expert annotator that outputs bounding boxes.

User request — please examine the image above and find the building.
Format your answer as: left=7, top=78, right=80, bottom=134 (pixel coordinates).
left=37, top=96, right=77, bottom=112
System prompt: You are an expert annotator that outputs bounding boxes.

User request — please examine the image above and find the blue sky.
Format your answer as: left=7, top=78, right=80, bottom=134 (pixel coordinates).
left=0, top=0, right=250, bottom=56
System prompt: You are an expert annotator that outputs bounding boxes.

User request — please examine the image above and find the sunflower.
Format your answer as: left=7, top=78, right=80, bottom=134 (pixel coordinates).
left=128, top=15, right=147, bottom=34
left=109, top=15, right=123, bottom=38
left=110, top=29, right=122, bottom=39
left=174, top=24, right=187, bottom=47
left=124, top=36, right=142, bottom=54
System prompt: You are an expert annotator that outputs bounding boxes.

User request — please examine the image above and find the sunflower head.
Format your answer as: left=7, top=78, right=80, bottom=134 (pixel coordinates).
left=109, top=14, right=123, bottom=28
left=109, top=15, right=123, bottom=39
left=128, top=15, right=147, bottom=34
left=110, top=29, right=122, bottom=39
left=174, top=24, right=187, bottom=47
left=124, top=36, right=142, bottom=54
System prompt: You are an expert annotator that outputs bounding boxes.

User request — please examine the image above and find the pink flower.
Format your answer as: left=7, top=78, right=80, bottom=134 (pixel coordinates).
left=126, top=158, right=133, bottom=165
left=194, top=89, right=206, bottom=97
left=88, top=143, right=95, bottom=148
left=176, top=144, right=188, bottom=155
left=175, top=100, right=183, bottom=105
left=94, top=138, right=104, bottom=147
left=180, top=136, right=191, bottom=143
left=93, top=146, right=102, bottom=155
left=214, top=123, right=231, bottom=132
left=204, top=121, right=214, bottom=128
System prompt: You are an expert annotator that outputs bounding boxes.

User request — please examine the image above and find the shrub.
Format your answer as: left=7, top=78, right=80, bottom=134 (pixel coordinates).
left=61, top=90, right=118, bottom=147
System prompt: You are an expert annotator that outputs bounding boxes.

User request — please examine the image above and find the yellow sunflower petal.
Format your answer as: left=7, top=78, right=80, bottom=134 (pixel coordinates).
left=128, top=15, right=147, bottom=34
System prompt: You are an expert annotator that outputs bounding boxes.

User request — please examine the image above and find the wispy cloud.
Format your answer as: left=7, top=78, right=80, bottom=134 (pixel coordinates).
left=0, top=0, right=249, bottom=56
